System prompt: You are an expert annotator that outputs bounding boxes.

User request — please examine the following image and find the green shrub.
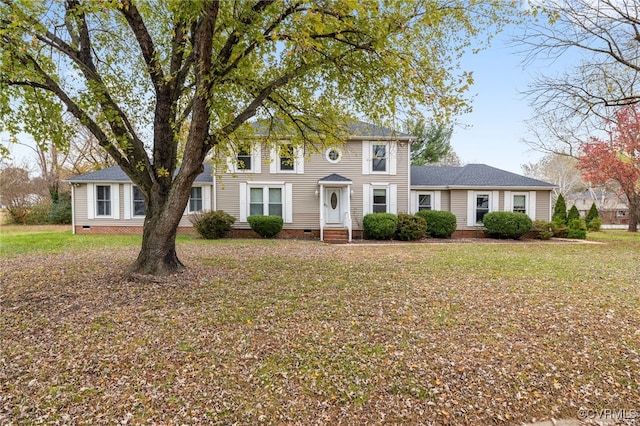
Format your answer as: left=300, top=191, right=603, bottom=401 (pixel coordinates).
left=531, top=220, right=554, bottom=240
left=552, top=193, right=567, bottom=225
left=482, top=211, right=533, bottom=240
left=49, top=193, right=72, bottom=224
left=567, top=205, right=580, bottom=222
left=551, top=217, right=569, bottom=238
left=396, top=213, right=427, bottom=241
left=415, top=210, right=457, bottom=238
left=587, top=216, right=602, bottom=232
left=247, top=215, right=283, bottom=238
left=585, top=203, right=600, bottom=230
left=25, top=203, right=52, bottom=225
left=363, top=213, right=398, bottom=240
left=567, top=218, right=587, bottom=239
left=190, top=210, right=236, bottom=239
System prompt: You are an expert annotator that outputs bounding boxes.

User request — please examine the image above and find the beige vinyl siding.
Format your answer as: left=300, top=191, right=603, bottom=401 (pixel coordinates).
left=449, top=190, right=470, bottom=230
left=439, top=190, right=451, bottom=212
left=74, top=182, right=212, bottom=229
left=535, top=190, right=552, bottom=221
left=218, top=139, right=411, bottom=230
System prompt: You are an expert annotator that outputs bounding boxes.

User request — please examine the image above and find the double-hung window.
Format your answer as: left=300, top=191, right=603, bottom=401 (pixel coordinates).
left=189, top=187, right=203, bottom=213
left=96, top=185, right=111, bottom=216
left=237, top=147, right=252, bottom=171
left=476, top=193, right=490, bottom=224
left=513, top=194, right=527, bottom=214
left=371, top=144, right=387, bottom=172
left=132, top=186, right=146, bottom=216
left=279, top=144, right=295, bottom=171
left=418, top=194, right=432, bottom=211
left=372, top=188, right=387, bottom=212
left=249, top=186, right=283, bottom=217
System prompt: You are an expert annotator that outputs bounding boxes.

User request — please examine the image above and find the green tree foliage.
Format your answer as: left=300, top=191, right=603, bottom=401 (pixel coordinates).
left=408, top=119, right=454, bottom=165
left=585, top=203, right=599, bottom=227
left=553, top=193, right=568, bottom=225
left=0, top=0, right=517, bottom=275
left=567, top=205, right=580, bottom=222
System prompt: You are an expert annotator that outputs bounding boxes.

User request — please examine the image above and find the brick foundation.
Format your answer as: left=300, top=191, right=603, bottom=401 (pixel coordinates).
left=74, top=225, right=197, bottom=235
left=451, top=229, right=488, bottom=239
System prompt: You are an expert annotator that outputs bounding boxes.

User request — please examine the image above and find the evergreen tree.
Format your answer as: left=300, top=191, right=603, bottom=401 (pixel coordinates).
left=567, top=205, right=580, bottom=222
left=553, top=193, right=568, bottom=224
left=585, top=202, right=599, bottom=226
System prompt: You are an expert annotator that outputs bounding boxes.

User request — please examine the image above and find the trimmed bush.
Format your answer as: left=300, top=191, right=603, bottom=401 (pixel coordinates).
left=416, top=210, right=457, bottom=238
left=531, top=220, right=554, bottom=240
left=567, top=205, right=580, bottom=222
left=363, top=213, right=398, bottom=240
left=482, top=211, right=533, bottom=240
left=553, top=193, right=567, bottom=225
left=567, top=218, right=587, bottom=239
left=396, top=213, right=427, bottom=241
left=190, top=210, right=236, bottom=239
left=247, top=215, right=283, bottom=238
left=551, top=217, right=569, bottom=238
left=587, top=216, right=602, bottom=232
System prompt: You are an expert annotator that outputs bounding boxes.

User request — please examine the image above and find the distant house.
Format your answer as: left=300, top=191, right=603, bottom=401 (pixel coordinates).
left=66, top=123, right=556, bottom=240
left=566, top=189, right=630, bottom=225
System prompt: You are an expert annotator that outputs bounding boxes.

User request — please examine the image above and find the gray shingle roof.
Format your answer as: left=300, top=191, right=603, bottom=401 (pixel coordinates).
left=411, top=164, right=555, bottom=188
left=318, top=173, right=352, bottom=183
left=67, top=163, right=214, bottom=183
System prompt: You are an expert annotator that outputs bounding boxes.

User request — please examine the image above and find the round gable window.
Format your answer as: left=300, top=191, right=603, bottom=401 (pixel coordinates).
left=326, top=148, right=342, bottom=163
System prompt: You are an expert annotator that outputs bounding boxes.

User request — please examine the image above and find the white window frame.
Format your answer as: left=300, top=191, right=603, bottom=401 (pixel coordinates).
left=87, top=183, right=120, bottom=219
left=363, top=183, right=398, bottom=214
left=362, top=141, right=397, bottom=175
left=131, top=185, right=146, bottom=217
left=228, top=143, right=262, bottom=174
left=239, top=182, right=293, bottom=223
left=270, top=142, right=304, bottom=174
left=410, top=191, right=441, bottom=214
left=467, top=190, right=499, bottom=226
left=188, top=186, right=203, bottom=213
left=325, top=147, right=342, bottom=164
left=504, top=190, right=537, bottom=220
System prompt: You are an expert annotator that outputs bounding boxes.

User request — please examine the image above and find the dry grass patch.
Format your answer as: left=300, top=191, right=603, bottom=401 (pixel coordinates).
left=1, top=235, right=639, bottom=425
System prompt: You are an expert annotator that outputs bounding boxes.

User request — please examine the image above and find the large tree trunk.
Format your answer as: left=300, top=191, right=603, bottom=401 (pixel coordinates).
left=128, top=174, right=197, bottom=276
left=628, top=196, right=639, bottom=232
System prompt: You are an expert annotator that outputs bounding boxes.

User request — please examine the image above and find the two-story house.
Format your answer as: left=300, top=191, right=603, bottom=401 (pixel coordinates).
left=66, top=122, right=556, bottom=240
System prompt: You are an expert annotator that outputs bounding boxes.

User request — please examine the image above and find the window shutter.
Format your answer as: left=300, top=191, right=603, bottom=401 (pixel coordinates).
left=434, top=191, right=442, bottom=211
left=389, top=142, right=397, bottom=175
left=112, top=184, right=120, bottom=219
left=285, top=183, right=293, bottom=223
left=294, top=146, right=304, bottom=174
left=504, top=191, right=512, bottom=212
left=123, top=184, right=132, bottom=219
left=410, top=191, right=416, bottom=214
left=467, top=191, right=475, bottom=227
left=529, top=191, right=537, bottom=220
left=203, top=186, right=212, bottom=212
left=269, top=147, right=277, bottom=174
left=239, top=183, right=247, bottom=221
left=362, top=142, right=370, bottom=175
left=87, top=184, right=95, bottom=219
left=253, top=145, right=262, bottom=174
left=389, top=184, right=397, bottom=214
left=492, top=191, right=499, bottom=212
left=362, top=184, right=371, bottom=214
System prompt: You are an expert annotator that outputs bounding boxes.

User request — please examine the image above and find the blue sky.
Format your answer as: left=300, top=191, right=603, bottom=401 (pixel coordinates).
left=449, top=28, right=546, bottom=174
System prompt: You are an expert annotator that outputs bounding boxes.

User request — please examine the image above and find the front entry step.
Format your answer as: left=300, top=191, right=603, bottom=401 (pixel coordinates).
left=323, top=228, right=349, bottom=244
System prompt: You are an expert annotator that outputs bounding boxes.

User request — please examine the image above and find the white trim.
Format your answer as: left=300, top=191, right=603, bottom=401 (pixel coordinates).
left=468, top=190, right=493, bottom=227
left=239, top=182, right=247, bottom=221
left=325, top=148, right=342, bottom=163
left=467, top=191, right=475, bottom=227
left=123, top=184, right=132, bottom=219
left=389, top=184, right=397, bottom=214
left=362, top=142, right=370, bottom=175
left=529, top=191, right=537, bottom=220
left=362, top=183, right=371, bottom=213
left=87, top=184, right=95, bottom=219
left=112, top=184, right=120, bottom=219
left=411, top=191, right=437, bottom=214
left=203, top=186, right=212, bottom=212
left=434, top=191, right=441, bottom=210
left=491, top=190, right=499, bottom=212
left=270, top=142, right=303, bottom=174
left=285, top=183, right=293, bottom=223
left=228, top=143, right=261, bottom=174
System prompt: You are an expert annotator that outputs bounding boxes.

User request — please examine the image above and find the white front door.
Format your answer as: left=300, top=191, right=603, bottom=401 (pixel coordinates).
left=325, top=188, right=342, bottom=225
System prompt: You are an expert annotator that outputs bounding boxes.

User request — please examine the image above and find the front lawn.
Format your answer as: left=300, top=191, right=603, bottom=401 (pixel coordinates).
left=1, top=230, right=639, bottom=424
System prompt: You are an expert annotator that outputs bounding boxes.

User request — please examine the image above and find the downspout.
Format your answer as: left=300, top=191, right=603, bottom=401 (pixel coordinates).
left=71, top=183, right=76, bottom=235
left=319, top=184, right=324, bottom=242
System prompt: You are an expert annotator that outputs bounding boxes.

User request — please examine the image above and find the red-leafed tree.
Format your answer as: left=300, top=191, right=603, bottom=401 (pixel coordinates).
left=578, top=105, right=640, bottom=232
